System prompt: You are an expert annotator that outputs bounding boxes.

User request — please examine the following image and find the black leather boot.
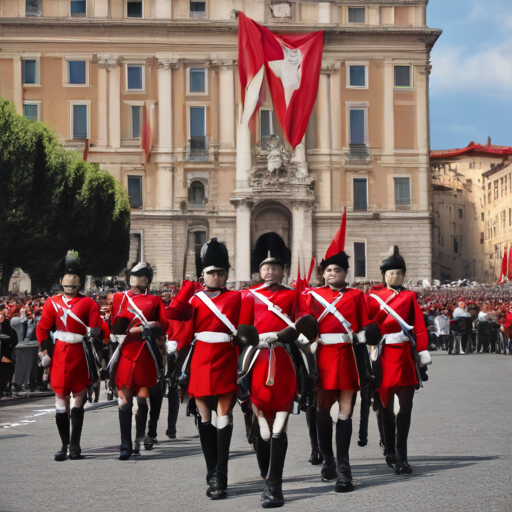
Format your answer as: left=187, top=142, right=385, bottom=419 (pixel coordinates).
left=317, top=410, right=336, bottom=481
left=69, top=407, right=85, bottom=460
left=306, top=406, right=322, bottom=465
left=208, top=420, right=232, bottom=500
left=382, top=410, right=396, bottom=469
left=118, top=402, right=133, bottom=460
left=198, top=420, right=217, bottom=487
left=166, top=383, right=180, bottom=439
left=358, top=388, right=371, bottom=447
left=147, top=382, right=164, bottom=442
left=395, top=413, right=412, bottom=475
left=134, top=399, right=149, bottom=455
left=335, top=418, right=354, bottom=492
left=55, top=412, right=70, bottom=461
left=261, top=433, right=287, bottom=509
left=255, top=425, right=271, bottom=479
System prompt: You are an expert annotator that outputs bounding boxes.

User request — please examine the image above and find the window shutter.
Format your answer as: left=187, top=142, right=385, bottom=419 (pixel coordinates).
left=127, top=66, right=143, bottom=90
left=131, top=106, right=141, bottom=138
left=190, top=107, right=206, bottom=137
left=350, top=109, right=365, bottom=144
left=69, top=61, right=86, bottom=84
left=73, top=104, right=88, bottom=138
left=24, top=104, right=38, bottom=120
left=349, top=66, right=365, bottom=87
left=23, top=60, right=37, bottom=84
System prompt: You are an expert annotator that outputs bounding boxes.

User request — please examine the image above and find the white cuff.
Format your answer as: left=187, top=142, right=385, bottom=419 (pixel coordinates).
left=356, top=330, right=367, bottom=344
left=297, top=333, right=309, bottom=345
left=40, top=354, right=52, bottom=368
left=418, top=350, right=432, bottom=366
left=166, top=340, right=178, bottom=355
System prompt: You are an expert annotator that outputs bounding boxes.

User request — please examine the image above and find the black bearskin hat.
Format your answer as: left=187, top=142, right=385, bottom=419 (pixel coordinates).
left=251, top=232, right=291, bottom=274
left=380, top=246, right=406, bottom=275
left=197, top=238, right=230, bottom=278
left=320, top=252, right=349, bottom=271
left=130, top=262, right=153, bottom=284
left=58, top=250, right=83, bottom=283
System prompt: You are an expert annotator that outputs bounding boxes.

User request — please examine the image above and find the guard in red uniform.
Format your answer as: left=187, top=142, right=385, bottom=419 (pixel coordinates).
left=366, top=246, right=432, bottom=474
left=239, top=233, right=317, bottom=509
left=298, top=230, right=380, bottom=492
left=109, top=263, right=187, bottom=460
left=178, top=239, right=241, bottom=500
left=36, top=251, right=101, bottom=461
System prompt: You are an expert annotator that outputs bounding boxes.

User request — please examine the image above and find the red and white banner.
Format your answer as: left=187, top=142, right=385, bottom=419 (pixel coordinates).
left=238, top=12, right=324, bottom=148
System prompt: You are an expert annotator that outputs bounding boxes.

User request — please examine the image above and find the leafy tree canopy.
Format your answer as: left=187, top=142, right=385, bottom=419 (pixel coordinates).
left=0, top=98, right=131, bottom=293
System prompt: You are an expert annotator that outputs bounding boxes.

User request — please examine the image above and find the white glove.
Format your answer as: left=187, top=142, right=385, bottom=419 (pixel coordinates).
left=418, top=350, right=432, bottom=366
left=40, top=354, right=52, bottom=368
left=165, top=340, right=178, bottom=355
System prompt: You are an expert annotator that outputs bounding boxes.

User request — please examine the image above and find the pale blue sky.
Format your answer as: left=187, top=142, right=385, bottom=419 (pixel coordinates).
left=428, top=0, right=512, bottom=149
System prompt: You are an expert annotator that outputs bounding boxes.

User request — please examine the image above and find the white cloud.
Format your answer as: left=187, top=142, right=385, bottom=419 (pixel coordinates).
left=430, top=41, right=512, bottom=99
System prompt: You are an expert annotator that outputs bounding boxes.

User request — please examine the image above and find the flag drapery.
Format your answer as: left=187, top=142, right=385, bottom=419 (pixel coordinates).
left=324, top=207, right=347, bottom=259
left=497, top=246, right=510, bottom=284
left=141, top=103, right=152, bottom=164
left=237, top=12, right=324, bottom=148
left=83, top=138, right=89, bottom=162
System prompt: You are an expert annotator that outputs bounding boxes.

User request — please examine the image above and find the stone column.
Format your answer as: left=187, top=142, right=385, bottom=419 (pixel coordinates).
left=218, top=60, right=235, bottom=151
left=331, top=63, right=342, bottom=150
left=151, top=0, right=171, bottom=18
left=416, top=63, right=431, bottom=211
left=291, top=202, right=313, bottom=280
left=382, top=60, right=394, bottom=162
left=156, top=163, right=173, bottom=209
left=234, top=199, right=252, bottom=282
left=105, top=55, right=121, bottom=149
left=12, top=55, right=22, bottom=114
left=94, top=0, right=109, bottom=17
left=156, top=58, right=179, bottom=152
left=96, top=54, right=110, bottom=147
left=316, top=66, right=331, bottom=150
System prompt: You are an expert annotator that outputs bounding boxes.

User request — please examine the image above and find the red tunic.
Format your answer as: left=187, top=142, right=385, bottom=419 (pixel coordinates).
left=165, top=301, right=193, bottom=351
left=111, top=291, right=169, bottom=394
left=36, top=294, right=101, bottom=395
left=366, top=285, right=428, bottom=407
left=239, top=285, right=298, bottom=416
left=185, top=289, right=241, bottom=398
left=298, top=286, right=369, bottom=391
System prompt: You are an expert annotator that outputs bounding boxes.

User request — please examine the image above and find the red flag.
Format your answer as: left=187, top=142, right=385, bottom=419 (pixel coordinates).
left=325, top=208, right=347, bottom=259
left=238, top=12, right=324, bottom=148
left=83, top=138, right=89, bottom=162
left=141, top=104, right=151, bottom=164
left=306, top=256, right=316, bottom=284
left=498, top=247, right=508, bottom=284
left=508, top=247, right=512, bottom=280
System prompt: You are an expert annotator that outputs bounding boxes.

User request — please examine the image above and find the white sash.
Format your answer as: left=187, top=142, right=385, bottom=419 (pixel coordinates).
left=249, top=289, right=294, bottom=328
left=309, top=290, right=352, bottom=335
left=369, top=293, right=414, bottom=332
left=196, top=291, right=237, bottom=335
left=51, top=296, right=90, bottom=333
left=125, top=292, right=150, bottom=327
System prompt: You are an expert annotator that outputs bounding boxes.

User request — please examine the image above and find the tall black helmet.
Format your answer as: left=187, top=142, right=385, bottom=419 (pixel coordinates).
left=251, top=232, right=291, bottom=274
left=380, top=246, right=406, bottom=275
left=197, top=238, right=230, bottom=278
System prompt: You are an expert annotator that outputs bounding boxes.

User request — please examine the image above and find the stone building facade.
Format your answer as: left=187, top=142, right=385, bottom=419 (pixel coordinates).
left=0, top=0, right=440, bottom=286
left=430, top=141, right=512, bottom=283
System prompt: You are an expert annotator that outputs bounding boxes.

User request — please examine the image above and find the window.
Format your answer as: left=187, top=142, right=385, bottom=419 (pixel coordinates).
left=22, top=59, right=38, bottom=85
left=509, top=208, right=512, bottom=227
left=71, top=103, right=89, bottom=139
left=68, top=61, right=86, bottom=85
left=126, top=65, right=144, bottom=91
left=190, top=106, right=206, bottom=138
left=394, top=178, right=411, bottom=210
left=349, top=109, right=366, bottom=145
left=481, top=212, right=484, bottom=221
left=189, top=68, right=206, bottom=93
left=260, top=110, right=274, bottom=141
left=458, top=208, right=463, bottom=219
left=70, top=0, right=86, bottom=16
left=25, top=0, right=42, bottom=16
left=353, top=242, right=366, bottom=277
left=129, top=232, right=142, bottom=263
left=348, top=7, right=365, bottom=23
left=394, top=66, right=411, bottom=88
left=469, top=162, right=475, bottom=169
left=501, top=177, right=504, bottom=197
left=353, top=178, right=367, bottom=211
left=494, top=180, right=499, bottom=200
left=438, top=229, right=444, bottom=246
left=453, top=238, right=458, bottom=254
left=188, top=181, right=205, bottom=204
left=131, top=106, right=142, bottom=138
left=127, top=0, right=142, bottom=17
left=190, top=1, right=206, bottom=17
left=480, top=232, right=484, bottom=244
left=501, top=211, right=506, bottom=229
left=347, top=65, right=367, bottom=88
left=127, top=176, right=142, bottom=209
left=23, top=102, right=40, bottom=121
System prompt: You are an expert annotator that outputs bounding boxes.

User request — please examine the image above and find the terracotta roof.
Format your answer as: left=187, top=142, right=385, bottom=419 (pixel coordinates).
left=430, top=141, right=512, bottom=159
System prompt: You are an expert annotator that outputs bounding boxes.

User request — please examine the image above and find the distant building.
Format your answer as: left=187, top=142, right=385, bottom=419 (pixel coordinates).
left=430, top=140, right=512, bottom=283
left=0, top=0, right=440, bottom=286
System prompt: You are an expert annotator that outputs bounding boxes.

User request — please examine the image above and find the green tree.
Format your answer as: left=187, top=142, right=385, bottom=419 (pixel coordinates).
left=0, top=98, right=131, bottom=294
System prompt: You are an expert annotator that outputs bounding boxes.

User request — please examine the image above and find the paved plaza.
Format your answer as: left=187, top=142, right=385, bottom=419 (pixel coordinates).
left=1, top=351, right=511, bottom=512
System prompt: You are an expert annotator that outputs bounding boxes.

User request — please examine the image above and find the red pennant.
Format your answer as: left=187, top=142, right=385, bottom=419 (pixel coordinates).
left=141, top=104, right=151, bottom=164
left=306, top=256, right=316, bottom=284
left=83, top=138, right=89, bottom=162
left=325, top=208, right=347, bottom=259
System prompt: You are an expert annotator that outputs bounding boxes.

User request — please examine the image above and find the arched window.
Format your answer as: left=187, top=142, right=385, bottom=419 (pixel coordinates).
left=188, top=180, right=205, bottom=206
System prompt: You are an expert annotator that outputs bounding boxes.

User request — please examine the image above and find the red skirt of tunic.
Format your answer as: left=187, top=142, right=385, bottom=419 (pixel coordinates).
left=188, top=341, right=238, bottom=398
left=116, top=338, right=158, bottom=395
left=316, top=343, right=360, bottom=392
left=50, top=339, right=90, bottom=395
left=250, top=346, right=296, bottom=416
left=378, top=342, right=418, bottom=407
